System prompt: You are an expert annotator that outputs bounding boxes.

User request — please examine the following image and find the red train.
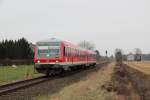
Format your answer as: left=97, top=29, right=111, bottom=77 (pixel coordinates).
left=34, top=38, right=96, bottom=75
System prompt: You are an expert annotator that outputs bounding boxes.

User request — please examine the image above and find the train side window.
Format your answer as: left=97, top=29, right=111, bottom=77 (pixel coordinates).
left=76, top=49, right=79, bottom=57
left=72, top=48, right=74, bottom=56
left=67, top=47, right=69, bottom=56
left=70, top=48, right=72, bottom=56
left=68, top=47, right=70, bottom=56
left=68, top=48, right=70, bottom=57
left=69, top=47, right=71, bottom=56
left=76, top=49, right=77, bottom=57
left=66, top=47, right=68, bottom=57
left=64, top=47, right=65, bottom=56
left=75, top=49, right=76, bottom=57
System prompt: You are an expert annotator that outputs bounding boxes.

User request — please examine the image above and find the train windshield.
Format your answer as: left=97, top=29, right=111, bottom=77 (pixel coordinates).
left=37, top=42, right=60, bottom=58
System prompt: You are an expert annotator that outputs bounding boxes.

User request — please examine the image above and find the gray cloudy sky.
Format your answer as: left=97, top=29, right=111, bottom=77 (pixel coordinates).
left=0, top=0, right=150, bottom=55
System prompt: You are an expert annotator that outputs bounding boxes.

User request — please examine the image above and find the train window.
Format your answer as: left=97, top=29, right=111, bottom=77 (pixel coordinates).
left=72, top=48, right=74, bottom=56
left=65, top=47, right=67, bottom=56
left=71, top=48, right=73, bottom=56
left=74, top=49, right=75, bottom=56
left=69, top=48, right=71, bottom=56
left=64, top=47, right=66, bottom=56
left=69, top=47, right=71, bottom=56
left=74, top=49, right=76, bottom=56
left=76, top=50, right=77, bottom=57
left=73, top=48, right=75, bottom=56
left=67, top=47, right=69, bottom=56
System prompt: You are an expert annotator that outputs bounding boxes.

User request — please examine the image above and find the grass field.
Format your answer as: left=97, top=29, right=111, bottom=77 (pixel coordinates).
left=0, top=65, right=42, bottom=85
left=125, top=61, right=150, bottom=75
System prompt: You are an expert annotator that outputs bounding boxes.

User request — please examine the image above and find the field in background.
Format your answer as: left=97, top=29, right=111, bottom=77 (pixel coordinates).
left=0, top=65, right=42, bottom=85
left=125, top=61, right=150, bottom=75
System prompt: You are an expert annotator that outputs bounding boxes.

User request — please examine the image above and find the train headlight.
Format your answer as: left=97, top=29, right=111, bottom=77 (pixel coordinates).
left=56, top=60, right=59, bottom=63
left=37, top=60, right=40, bottom=63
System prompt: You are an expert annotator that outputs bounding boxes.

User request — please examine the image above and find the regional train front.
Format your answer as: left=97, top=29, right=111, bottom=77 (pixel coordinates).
left=34, top=38, right=64, bottom=75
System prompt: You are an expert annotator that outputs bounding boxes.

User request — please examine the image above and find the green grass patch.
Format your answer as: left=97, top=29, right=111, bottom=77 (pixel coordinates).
left=0, top=65, right=43, bottom=85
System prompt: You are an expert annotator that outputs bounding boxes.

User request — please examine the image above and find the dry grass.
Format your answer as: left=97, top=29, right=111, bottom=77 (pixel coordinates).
left=34, top=63, right=116, bottom=100
left=123, top=64, right=150, bottom=100
left=125, top=61, right=150, bottom=75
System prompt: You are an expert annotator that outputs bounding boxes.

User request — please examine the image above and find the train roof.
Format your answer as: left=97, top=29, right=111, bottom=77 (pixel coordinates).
left=36, top=38, right=62, bottom=44
left=36, top=38, right=96, bottom=54
left=63, top=41, right=96, bottom=54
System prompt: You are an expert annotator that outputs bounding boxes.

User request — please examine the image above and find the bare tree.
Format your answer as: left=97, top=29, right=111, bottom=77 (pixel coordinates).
left=135, top=48, right=142, bottom=55
left=95, top=50, right=101, bottom=61
left=78, top=41, right=95, bottom=50
left=115, top=48, right=123, bottom=65
left=134, top=48, right=142, bottom=61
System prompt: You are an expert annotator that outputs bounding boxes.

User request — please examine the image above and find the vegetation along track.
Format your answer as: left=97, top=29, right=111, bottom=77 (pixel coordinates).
left=0, top=61, right=109, bottom=96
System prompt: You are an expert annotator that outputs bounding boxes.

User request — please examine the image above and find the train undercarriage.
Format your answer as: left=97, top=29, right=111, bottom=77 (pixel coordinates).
left=35, top=63, right=96, bottom=76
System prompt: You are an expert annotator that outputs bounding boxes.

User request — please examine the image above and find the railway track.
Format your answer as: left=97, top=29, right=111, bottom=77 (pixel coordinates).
left=0, top=76, right=50, bottom=96
left=0, top=61, right=109, bottom=96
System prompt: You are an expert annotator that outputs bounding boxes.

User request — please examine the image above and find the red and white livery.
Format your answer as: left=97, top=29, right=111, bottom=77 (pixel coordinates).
left=34, top=38, right=96, bottom=75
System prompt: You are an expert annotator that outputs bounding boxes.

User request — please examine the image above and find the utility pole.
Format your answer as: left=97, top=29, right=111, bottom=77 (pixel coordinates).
left=105, top=50, right=108, bottom=61
left=105, top=50, right=108, bottom=57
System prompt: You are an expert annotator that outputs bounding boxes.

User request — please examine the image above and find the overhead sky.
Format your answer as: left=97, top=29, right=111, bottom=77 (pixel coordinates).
left=0, top=0, right=150, bottom=55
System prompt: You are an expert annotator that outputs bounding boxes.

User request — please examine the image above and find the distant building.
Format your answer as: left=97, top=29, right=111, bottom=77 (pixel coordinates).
left=127, top=53, right=134, bottom=61
left=141, top=54, right=150, bottom=61
left=134, top=54, right=142, bottom=61
left=126, top=52, right=150, bottom=61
